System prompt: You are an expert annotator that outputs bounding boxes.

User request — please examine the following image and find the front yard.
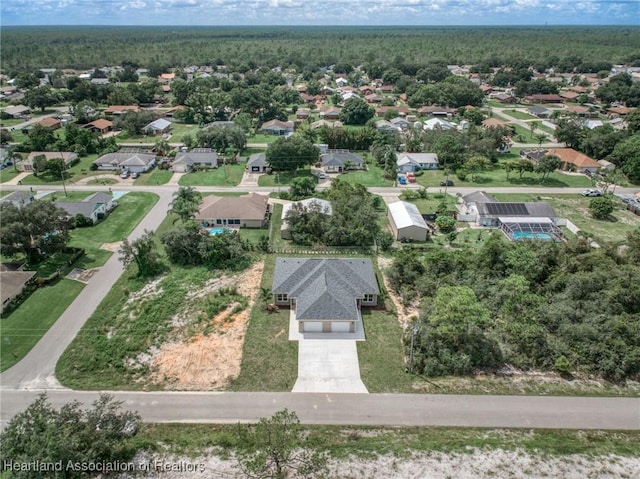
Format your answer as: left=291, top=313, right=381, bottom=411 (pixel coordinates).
left=178, top=164, right=244, bottom=186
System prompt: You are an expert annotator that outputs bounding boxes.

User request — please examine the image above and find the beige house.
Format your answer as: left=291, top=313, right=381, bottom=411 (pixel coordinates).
left=18, top=151, right=78, bottom=172
left=387, top=201, right=429, bottom=242
left=195, top=193, right=270, bottom=228
left=1, top=271, right=36, bottom=313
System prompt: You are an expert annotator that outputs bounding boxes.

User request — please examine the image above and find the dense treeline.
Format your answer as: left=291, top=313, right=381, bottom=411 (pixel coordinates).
left=2, top=26, right=639, bottom=74
left=388, top=232, right=640, bottom=382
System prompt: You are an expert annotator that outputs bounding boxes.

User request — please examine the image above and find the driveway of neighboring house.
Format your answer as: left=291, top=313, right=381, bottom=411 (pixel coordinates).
left=239, top=170, right=260, bottom=187
left=289, top=310, right=368, bottom=394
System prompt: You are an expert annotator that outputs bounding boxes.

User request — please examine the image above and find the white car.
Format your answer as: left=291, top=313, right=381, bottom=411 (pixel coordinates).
left=317, top=171, right=327, bottom=179
left=581, top=189, right=602, bottom=197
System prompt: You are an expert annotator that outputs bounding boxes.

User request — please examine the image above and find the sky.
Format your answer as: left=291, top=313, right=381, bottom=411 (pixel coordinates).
left=0, top=0, right=638, bottom=26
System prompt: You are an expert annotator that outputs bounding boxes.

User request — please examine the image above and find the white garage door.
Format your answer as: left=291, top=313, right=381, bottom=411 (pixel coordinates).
left=303, top=321, right=323, bottom=332
left=331, top=322, right=351, bottom=333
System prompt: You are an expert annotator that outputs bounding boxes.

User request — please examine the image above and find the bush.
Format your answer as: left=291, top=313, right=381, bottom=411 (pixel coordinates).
left=74, top=213, right=94, bottom=227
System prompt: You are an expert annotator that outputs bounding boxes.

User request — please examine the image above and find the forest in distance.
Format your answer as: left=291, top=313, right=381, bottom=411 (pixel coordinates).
left=2, top=25, right=640, bottom=73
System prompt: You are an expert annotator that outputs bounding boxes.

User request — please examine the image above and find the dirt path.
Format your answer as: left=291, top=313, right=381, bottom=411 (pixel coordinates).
left=148, top=261, right=264, bottom=390
left=377, top=257, right=419, bottom=328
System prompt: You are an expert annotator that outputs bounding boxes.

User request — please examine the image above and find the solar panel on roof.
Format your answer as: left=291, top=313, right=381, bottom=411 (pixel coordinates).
left=485, top=203, right=529, bottom=216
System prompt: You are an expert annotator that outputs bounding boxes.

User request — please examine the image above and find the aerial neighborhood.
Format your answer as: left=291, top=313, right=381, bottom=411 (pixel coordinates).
left=0, top=25, right=639, bottom=478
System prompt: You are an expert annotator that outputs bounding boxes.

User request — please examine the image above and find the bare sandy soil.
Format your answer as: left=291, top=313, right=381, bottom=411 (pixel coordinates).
left=100, top=241, right=122, bottom=252
left=128, top=450, right=640, bottom=479
left=143, top=261, right=264, bottom=390
left=377, top=256, right=418, bottom=328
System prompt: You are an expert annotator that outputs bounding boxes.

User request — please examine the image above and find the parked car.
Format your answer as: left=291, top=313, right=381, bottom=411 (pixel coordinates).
left=406, top=172, right=416, bottom=183
left=131, top=171, right=140, bottom=179
left=581, top=189, right=602, bottom=197
left=119, top=170, right=130, bottom=179
left=397, top=176, right=407, bottom=185
left=440, top=180, right=454, bottom=186
left=317, top=171, right=326, bottom=179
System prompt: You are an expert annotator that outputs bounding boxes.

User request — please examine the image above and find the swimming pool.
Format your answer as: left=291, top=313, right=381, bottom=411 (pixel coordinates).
left=511, top=231, right=553, bottom=241
left=207, top=227, right=230, bottom=236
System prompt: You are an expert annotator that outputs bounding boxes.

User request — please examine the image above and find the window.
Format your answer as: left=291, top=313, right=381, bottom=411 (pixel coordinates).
left=216, top=219, right=222, bottom=225
left=276, top=293, right=288, bottom=302
left=363, top=294, right=375, bottom=303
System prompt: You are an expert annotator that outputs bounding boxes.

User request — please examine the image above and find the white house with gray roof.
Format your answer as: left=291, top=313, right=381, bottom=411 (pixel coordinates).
left=172, top=148, right=218, bottom=173
left=94, top=152, right=156, bottom=173
left=272, top=258, right=379, bottom=334
left=321, top=150, right=364, bottom=173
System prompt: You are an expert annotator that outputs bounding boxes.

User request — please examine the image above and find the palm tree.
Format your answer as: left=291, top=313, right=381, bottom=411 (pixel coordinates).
left=169, top=186, right=202, bottom=223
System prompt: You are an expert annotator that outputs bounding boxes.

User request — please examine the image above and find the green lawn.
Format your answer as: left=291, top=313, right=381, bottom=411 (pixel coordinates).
left=503, top=109, right=537, bottom=121
left=134, top=168, right=173, bottom=186
left=178, top=165, right=244, bottom=186
left=0, top=167, right=20, bottom=184
left=0, top=118, right=25, bottom=127
left=166, top=122, right=200, bottom=141
left=247, top=134, right=280, bottom=144
left=1, top=279, right=85, bottom=371
left=239, top=227, right=269, bottom=245
left=493, top=193, right=640, bottom=245
left=258, top=167, right=316, bottom=186
left=511, top=123, right=545, bottom=143
left=414, top=165, right=592, bottom=189
left=19, top=154, right=101, bottom=186
left=338, top=163, right=394, bottom=187
left=229, top=255, right=298, bottom=391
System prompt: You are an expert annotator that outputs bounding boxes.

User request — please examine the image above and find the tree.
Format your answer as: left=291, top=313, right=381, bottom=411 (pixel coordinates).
left=435, top=215, right=456, bottom=234
left=0, top=200, right=72, bottom=264
left=1, top=128, right=14, bottom=146
left=289, top=176, right=316, bottom=201
left=113, top=110, right=157, bottom=136
left=161, top=223, right=205, bottom=266
left=118, top=230, right=164, bottom=277
left=589, top=195, right=615, bottom=220
left=23, top=86, right=60, bottom=112
left=339, top=97, right=374, bottom=125
left=25, top=124, right=56, bottom=151
left=535, top=154, right=561, bottom=181
left=465, top=155, right=490, bottom=182
left=555, top=117, right=585, bottom=148
left=237, top=409, right=328, bottom=479
left=514, top=159, right=535, bottom=179
left=1, top=393, right=140, bottom=479
left=609, top=134, right=640, bottom=183
left=196, top=125, right=247, bottom=151
left=169, top=186, right=202, bottom=224
left=266, top=137, right=319, bottom=172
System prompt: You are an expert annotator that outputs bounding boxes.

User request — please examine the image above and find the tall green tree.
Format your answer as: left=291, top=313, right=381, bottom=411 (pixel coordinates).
left=169, top=186, right=202, bottom=224
left=0, top=200, right=72, bottom=264
left=589, top=195, right=615, bottom=220
left=266, top=137, right=319, bottom=172
left=23, top=86, right=60, bottom=112
left=118, top=230, right=164, bottom=277
left=237, top=409, right=328, bottom=479
left=535, top=155, right=561, bottom=181
left=339, top=97, right=374, bottom=125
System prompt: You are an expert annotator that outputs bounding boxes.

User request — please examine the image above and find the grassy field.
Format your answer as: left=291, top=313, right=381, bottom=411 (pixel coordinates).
left=166, top=122, right=200, bottom=141
left=257, top=167, right=316, bottom=186
left=1, top=279, right=84, bottom=371
left=0, top=167, right=21, bottom=184
left=493, top=193, right=640, bottom=245
left=247, top=133, right=279, bottom=144
left=178, top=165, right=244, bottom=186
left=338, top=163, right=394, bottom=187
left=228, top=255, right=298, bottom=391
left=0, top=193, right=158, bottom=371
left=414, top=165, right=592, bottom=189
left=502, top=109, right=537, bottom=121
left=134, top=168, right=173, bottom=186
left=137, top=423, right=640, bottom=458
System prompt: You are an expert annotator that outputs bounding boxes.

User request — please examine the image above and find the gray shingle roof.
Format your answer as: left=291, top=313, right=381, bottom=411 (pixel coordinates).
left=273, top=258, right=379, bottom=321
left=321, top=151, right=364, bottom=168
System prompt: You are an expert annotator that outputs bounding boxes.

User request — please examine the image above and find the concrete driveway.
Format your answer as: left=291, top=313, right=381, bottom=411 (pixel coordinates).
left=293, top=339, right=368, bottom=394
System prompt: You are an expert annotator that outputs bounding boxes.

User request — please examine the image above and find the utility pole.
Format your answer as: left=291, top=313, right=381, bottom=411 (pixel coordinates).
left=409, top=325, right=419, bottom=374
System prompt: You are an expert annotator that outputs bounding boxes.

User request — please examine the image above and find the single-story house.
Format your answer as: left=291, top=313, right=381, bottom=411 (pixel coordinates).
left=396, top=153, right=439, bottom=172
left=37, top=117, right=62, bottom=129
left=260, top=119, right=294, bottom=136
left=246, top=153, right=269, bottom=173
left=423, top=118, right=456, bottom=130
left=374, top=120, right=401, bottom=132
left=389, top=117, right=411, bottom=129
left=597, top=159, right=616, bottom=171
left=546, top=148, right=600, bottom=174
left=172, top=148, right=218, bottom=173
left=2, top=105, right=30, bottom=118
left=311, top=119, right=343, bottom=129
left=319, top=106, right=341, bottom=120
left=17, top=151, right=78, bottom=172
left=272, top=257, right=380, bottom=334
left=525, top=94, right=564, bottom=104
left=387, top=201, right=429, bottom=242
left=0, top=190, right=35, bottom=207
left=460, top=191, right=557, bottom=227
left=83, top=118, right=113, bottom=134
left=584, top=119, right=604, bottom=130
left=93, top=152, right=156, bottom=173
left=143, top=118, right=172, bottom=136
left=296, top=108, right=311, bottom=120
left=103, top=105, right=139, bottom=115
left=491, top=93, right=516, bottom=103
left=203, top=120, right=236, bottom=129
left=195, top=192, right=270, bottom=228
left=321, top=150, right=365, bottom=173
left=527, top=105, right=552, bottom=118
left=55, top=192, right=115, bottom=224
left=417, top=105, right=456, bottom=117
left=281, top=198, right=332, bottom=239
left=606, top=106, right=635, bottom=117
left=376, top=106, right=410, bottom=117
left=365, top=93, right=383, bottom=104
left=1, top=271, right=36, bottom=313
left=520, top=149, right=548, bottom=161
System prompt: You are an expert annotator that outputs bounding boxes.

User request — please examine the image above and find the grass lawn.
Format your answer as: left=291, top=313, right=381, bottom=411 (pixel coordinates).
left=1, top=279, right=85, bottom=371
left=511, top=123, right=545, bottom=143
left=134, top=168, right=172, bottom=186
left=247, top=134, right=279, bottom=144
left=503, top=109, right=537, bottom=121
left=229, top=255, right=298, bottom=392
left=138, top=423, right=640, bottom=458
left=338, top=163, right=394, bottom=187
left=178, top=165, right=244, bottom=186
left=0, top=168, right=20, bottom=184
left=167, top=122, right=200, bottom=140
left=257, top=167, right=316, bottom=186
left=19, top=154, right=101, bottom=186
left=0, top=118, right=25, bottom=127
left=67, top=192, right=159, bottom=269
left=239, top=227, right=269, bottom=245
left=414, top=166, right=592, bottom=189
left=493, top=193, right=640, bottom=245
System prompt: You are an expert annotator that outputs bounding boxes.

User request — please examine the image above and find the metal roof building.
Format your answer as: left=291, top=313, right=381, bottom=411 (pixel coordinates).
left=387, top=201, right=429, bottom=242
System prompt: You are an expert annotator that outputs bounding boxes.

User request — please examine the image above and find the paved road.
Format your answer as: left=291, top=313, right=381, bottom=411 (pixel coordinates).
left=1, top=181, right=639, bottom=430
left=1, top=390, right=638, bottom=430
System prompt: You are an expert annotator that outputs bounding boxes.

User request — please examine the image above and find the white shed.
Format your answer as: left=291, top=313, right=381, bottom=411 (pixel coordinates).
left=387, top=201, right=428, bottom=242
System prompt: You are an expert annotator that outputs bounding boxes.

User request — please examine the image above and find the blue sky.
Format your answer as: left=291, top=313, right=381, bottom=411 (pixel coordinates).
left=1, top=0, right=638, bottom=26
